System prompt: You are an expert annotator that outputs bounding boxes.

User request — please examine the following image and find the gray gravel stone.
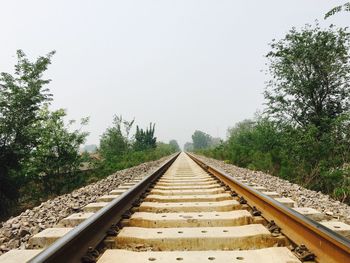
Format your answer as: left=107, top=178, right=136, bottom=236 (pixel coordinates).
left=194, top=154, right=350, bottom=224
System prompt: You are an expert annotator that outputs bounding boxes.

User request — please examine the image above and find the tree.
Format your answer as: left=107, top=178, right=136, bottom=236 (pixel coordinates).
left=98, top=117, right=177, bottom=175
left=191, top=130, right=212, bottom=150
left=169, top=140, right=180, bottom=152
left=265, top=23, right=350, bottom=134
left=22, top=107, right=88, bottom=195
left=226, top=118, right=282, bottom=171
left=134, top=123, right=157, bottom=151
left=0, top=50, right=55, bottom=217
left=99, top=115, right=134, bottom=161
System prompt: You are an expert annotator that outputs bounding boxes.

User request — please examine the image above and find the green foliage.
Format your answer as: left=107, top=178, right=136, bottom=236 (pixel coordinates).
left=265, top=23, right=350, bottom=134
left=325, top=2, right=350, bottom=19
left=224, top=118, right=280, bottom=173
left=190, top=130, right=221, bottom=151
left=191, top=130, right=212, bottom=150
left=0, top=50, right=90, bottom=220
left=134, top=123, right=157, bottom=151
left=21, top=107, right=88, bottom=196
left=99, top=115, right=134, bottom=162
left=0, top=50, right=55, bottom=218
left=97, top=116, right=177, bottom=176
left=108, top=142, right=175, bottom=172
left=201, top=115, right=350, bottom=203
left=97, top=147, right=171, bottom=175
left=319, top=166, right=350, bottom=202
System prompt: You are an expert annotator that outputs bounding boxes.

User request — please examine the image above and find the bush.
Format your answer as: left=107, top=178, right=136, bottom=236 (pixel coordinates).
left=199, top=116, right=350, bottom=204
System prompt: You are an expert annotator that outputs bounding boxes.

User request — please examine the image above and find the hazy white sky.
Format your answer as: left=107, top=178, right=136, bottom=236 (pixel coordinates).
left=0, top=1, right=348, bottom=147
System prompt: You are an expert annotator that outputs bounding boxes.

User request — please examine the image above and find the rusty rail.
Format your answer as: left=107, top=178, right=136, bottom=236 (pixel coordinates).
left=187, top=152, right=350, bottom=263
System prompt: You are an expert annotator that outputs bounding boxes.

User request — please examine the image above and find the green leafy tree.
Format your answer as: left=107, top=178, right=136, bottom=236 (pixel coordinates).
left=0, top=50, right=55, bottom=217
left=169, top=139, right=180, bottom=152
left=134, top=123, right=157, bottom=151
left=97, top=118, right=175, bottom=176
left=265, top=23, right=350, bottom=134
left=22, top=107, right=88, bottom=196
left=99, top=115, right=134, bottom=162
left=191, top=130, right=212, bottom=150
left=264, top=23, right=350, bottom=201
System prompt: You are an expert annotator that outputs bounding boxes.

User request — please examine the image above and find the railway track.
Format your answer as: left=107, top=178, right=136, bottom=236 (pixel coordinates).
left=1, top=152, right=349, bottom=262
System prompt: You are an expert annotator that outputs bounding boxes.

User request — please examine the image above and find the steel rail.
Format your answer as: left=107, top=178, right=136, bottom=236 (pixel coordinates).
left=187, top=152, right=350, bottom=263
left=28, top=153, right=180, bottom=263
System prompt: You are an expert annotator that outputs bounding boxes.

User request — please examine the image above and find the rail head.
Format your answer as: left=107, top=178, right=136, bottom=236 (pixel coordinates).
left=186, top=152, right=350, bottom=263
left=29, top=153, right=180, bottom=263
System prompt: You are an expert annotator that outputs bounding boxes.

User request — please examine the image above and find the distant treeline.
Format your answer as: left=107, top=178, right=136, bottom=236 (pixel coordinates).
left=184, top=130, right=221, bottom=152
left=188, top=23, right=350, bottom=204
left=0, top=51, right=179, bottom=221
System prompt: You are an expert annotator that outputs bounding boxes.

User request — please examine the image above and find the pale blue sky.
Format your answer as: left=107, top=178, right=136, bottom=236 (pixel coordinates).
left=0, top=1, right=348, bottom=147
